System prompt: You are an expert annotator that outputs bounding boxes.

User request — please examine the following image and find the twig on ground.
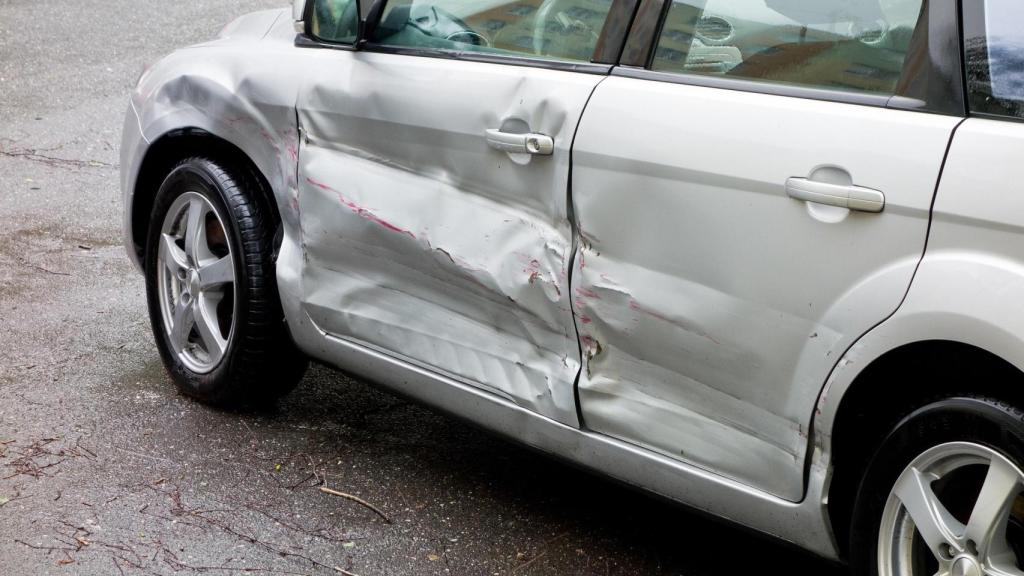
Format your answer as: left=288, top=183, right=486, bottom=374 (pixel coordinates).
left=319, top=487, right=391, bottom=524
left=16, top=257, right=70, bottom=276
left=0, top=145, right=115, bottom=169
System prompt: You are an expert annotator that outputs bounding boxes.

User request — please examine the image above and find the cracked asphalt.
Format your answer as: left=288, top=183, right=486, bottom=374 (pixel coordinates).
left=0, top=1, right=848, bottom=574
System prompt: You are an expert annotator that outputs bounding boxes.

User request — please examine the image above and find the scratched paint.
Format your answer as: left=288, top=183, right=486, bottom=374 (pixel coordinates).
left=122, top=9, right=315, bottom=272
left=570, top=243, right=832, bottom=498
left=295, top=51, right=603, bottom=425
left=569, top=76, right=958, bottom=501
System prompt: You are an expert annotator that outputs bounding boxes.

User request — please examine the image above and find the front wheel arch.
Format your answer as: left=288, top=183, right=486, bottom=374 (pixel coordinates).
left=131, top=128, right=283, bottom=269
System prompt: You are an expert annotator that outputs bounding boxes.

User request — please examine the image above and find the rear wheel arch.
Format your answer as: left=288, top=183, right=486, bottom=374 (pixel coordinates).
left=131, top=128, right=282, bottom=268
left=825, top=340, right=1024, bottom=558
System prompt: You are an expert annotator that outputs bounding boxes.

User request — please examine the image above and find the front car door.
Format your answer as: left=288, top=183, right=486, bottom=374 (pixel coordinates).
left=295, top=0, right=633, bottom=426
left=570, top=0, right=964, bottom=500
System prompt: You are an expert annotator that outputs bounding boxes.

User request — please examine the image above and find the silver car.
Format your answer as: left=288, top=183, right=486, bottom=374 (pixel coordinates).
left=121, top=0, right=1024, bottom=573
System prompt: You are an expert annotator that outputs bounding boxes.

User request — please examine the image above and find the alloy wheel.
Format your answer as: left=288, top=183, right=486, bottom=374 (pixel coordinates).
left=879, top=441, right=1024, bottom=576
left=156, top=191, right=236, bottom=374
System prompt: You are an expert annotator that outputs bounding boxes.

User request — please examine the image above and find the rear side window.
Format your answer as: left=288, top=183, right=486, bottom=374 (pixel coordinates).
left=650, top=0, right=925, bottom=95
left=370, top=0, right=616, bottom=62
left=963, top=0, right=1024, bottom=119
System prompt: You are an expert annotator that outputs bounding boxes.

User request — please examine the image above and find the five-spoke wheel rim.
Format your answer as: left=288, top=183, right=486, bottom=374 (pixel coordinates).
left=880, top=442, right=1024, bottom=576
left=157, top=191, right=236, bottom=374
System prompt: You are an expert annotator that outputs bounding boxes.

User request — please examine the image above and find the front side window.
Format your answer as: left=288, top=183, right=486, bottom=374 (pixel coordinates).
left=964, top=0, right=1024, bottom=119
left=369, top=0, right=616, bottom=62
left=650, top=0, right=925, bottom=95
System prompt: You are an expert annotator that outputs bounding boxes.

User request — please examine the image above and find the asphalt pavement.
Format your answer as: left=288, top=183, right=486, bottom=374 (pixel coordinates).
left=0, top=1, right=849, bottom=574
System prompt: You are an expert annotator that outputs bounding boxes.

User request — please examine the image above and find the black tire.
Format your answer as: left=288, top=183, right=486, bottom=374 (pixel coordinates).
left=849, top=396, right=1024, bottom=575
left=144, top=157, right=307, bottom=407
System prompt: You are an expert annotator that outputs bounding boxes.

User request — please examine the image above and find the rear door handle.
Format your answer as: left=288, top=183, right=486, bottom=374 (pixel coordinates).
left=485, top=129, right=554, bottom=155
left=785, top=177, right=885, bottom=213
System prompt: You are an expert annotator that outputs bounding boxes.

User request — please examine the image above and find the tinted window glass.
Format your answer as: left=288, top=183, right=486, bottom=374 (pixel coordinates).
left=371, top=0, right=615, bottom=62
left=964, top=0, right=1024, bottom=119
left=651, top=0, right=924, bottom=95
left=313, top=0, right=360, bottom=43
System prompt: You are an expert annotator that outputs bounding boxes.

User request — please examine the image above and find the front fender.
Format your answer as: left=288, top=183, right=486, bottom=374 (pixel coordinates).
left=123, top=17, right=307, bottom=271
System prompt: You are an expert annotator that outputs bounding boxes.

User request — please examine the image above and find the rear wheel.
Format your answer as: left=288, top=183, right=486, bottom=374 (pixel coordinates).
left=851, top=397, right=1024, bottom=576
left=144, top=157, right=306, bottom=406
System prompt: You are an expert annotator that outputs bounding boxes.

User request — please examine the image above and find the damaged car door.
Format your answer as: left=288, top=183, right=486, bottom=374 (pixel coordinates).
left=295, top=0, right=627, bottom=425
left=570, top=0, right=962, bottom=500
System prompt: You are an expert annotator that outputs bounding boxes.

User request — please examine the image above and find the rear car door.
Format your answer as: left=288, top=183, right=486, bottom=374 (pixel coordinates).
left=570, top=0, right=964, bottom=500
left=295, top=0, right=632, bottom=426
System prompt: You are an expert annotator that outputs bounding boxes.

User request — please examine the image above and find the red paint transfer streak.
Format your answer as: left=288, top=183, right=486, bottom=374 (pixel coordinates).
left=259, top=129, right=280, bottom=152
left=305, top=177, right=416, bottom=239
left=580, top=315, right=593, bottom=325
left=575, top=287, right=601, bottom=300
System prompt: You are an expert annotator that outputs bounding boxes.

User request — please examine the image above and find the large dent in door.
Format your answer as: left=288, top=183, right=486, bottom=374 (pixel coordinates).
left=299, top=150, right=577, bottom=418
left=301, top=173, right=574, bottom=413
left=296, top=54, right=591, bottom=424
left=571, top=238, right=837, bottom=496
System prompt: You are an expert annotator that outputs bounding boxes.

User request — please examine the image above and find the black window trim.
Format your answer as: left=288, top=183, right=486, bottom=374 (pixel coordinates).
left=361, top=44, right=614, bottom=74
left=616, top=0, right=967, bottom=116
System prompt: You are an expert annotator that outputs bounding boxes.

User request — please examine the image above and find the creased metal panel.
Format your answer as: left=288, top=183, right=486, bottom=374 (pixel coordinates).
left=571, top=76, right=959, bottom=500
left=573, top=254, right=826, bottom=478
left=297, top=52, right=595, bottom=425
left=127, top=10, right=307, bottom=269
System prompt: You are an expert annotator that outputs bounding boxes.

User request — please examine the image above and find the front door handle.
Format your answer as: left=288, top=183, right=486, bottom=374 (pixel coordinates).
left=786, top=177, right=885, bottom=213
left=485, top=129, right=554, bottom=155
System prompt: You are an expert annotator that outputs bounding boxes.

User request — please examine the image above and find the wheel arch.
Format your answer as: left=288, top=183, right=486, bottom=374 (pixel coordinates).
left=823, top=339, right=1024, bottom=557
left=129, top=128, right=284, bottom=268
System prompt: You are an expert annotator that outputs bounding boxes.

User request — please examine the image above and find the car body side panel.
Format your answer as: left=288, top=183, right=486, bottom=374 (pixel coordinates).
left=571, top=76, right=959, bottom=501
left=123, top=10, right=304, bottom=272
left=295, top=51, right=594, bottom=425
left=816, top=118, right=1024, bottom=435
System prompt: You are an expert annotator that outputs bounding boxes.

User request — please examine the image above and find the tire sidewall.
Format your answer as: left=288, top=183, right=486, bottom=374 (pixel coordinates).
left=850, top=397, right=1024, bottom=575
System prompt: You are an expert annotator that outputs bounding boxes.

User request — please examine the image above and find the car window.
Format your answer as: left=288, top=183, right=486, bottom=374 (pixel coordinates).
left=650, top=0, right=925, bottom=95
left=370, top=0, right=616, bottom=62
left=964, top=0, right=1024, bottom=119
left=312, top=0, right=360, bottom=43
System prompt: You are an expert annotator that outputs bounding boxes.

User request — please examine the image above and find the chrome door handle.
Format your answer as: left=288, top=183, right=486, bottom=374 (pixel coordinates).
left=785, top=178, right=885, bottom=213
left=485, top=129, right=554, bottom=155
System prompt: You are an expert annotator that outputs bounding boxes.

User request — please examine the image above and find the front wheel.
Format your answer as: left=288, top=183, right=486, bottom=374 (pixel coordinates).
left=851, top=397, right=1024, bottom=576
left=144, top=157, right=306, bottom=406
